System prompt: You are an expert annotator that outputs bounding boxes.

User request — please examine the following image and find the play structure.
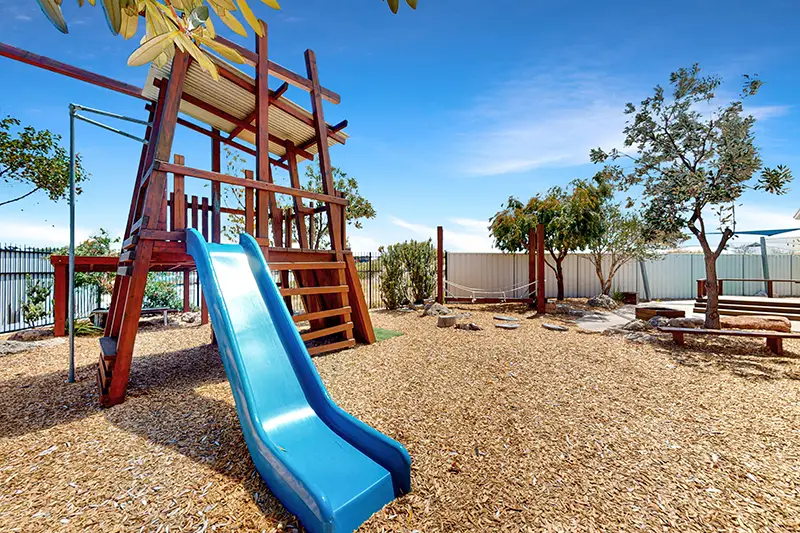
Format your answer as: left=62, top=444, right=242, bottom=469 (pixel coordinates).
left=695, top=278, right=800, bottom=321
left=2, top=23, right=410, bottom=532
left=436, top=224, right=547, bottom=313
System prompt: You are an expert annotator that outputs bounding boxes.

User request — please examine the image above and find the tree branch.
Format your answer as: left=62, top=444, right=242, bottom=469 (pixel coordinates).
left=0, top=187, right=41, bottom=208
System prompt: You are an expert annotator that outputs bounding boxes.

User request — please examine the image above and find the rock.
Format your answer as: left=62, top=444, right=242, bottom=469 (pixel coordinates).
left=542, top=323, right=569, bottom=332
left=554, top=304, right=572, bottom=315
left=720, top=315, right=791, bottom=333
left=180, top=312, right=201, bottom=324
left=625, top=332, right=659, bottom=343
left=568, top=309, right=588, bottom=317
left=588, top=294, right=618, bottom=309
left=8, top=328, right=54, bottom=342
left=494, top=315, right=520, bottom=322
left=0, top=338, right=65, bottom=356
left=754, top=290, right=769, bottom=298
left=667, top=316, right=704, bottom=329
left=496, top=323, right=521, bottom=330
left=621, top=319, right=652, bottom=332
left=455, top=322, right=482, bottom=331
left=437, top=315, right=458, bottom=328
left=648, top=316, right=671, bottom=329
left=602, top=327, right=626, bottom=336
left=423, top=303, right=452, bottom=317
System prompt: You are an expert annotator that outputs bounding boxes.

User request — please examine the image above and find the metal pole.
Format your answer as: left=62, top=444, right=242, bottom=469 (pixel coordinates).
left=639, top=260, right=651, bottom=302
left=68, top=104, right=76, bottom=383
left=760, top=236, right=770, bottom=294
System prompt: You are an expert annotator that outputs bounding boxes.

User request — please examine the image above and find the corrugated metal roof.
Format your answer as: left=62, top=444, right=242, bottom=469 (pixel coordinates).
left=142, top=56, right=346, bottom=161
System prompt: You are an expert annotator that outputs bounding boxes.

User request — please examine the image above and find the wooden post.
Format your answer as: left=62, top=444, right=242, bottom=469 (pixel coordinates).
left=211, top=128, right=222, bottom=243
left=536, top=223, right=546, bottom=314
left=282, top=208, right=293, bottom=311
left=183, top=270, right=190, bottom=312
left=697, top=279, right=705, bottom=299
left=53, top=263, right=67, bottom=336
left=528, top=227, right=535, bottom=303
left=718, top=279, right=724, bottom=296
left=305, top=49, right=343, bottom=257
left=244, top=170, right=255, bottom=235
left=437, top=226, right=444, bottom=304
left=172, top=155, right=186, bottom=229
left=255, top=20, right=276, bottom=258
left=286, top=143, right=309, bottom=249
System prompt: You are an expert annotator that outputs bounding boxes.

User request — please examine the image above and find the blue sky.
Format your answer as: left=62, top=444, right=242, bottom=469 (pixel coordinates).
left=1, top=0, right=798, bottom=252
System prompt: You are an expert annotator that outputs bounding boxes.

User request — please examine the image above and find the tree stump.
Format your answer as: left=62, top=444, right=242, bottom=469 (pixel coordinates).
left=437, top=315, right=458, bottom=328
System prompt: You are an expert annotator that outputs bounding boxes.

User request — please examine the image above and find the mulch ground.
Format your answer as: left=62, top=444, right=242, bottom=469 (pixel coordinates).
left=1, top=305, right=800, bottom=532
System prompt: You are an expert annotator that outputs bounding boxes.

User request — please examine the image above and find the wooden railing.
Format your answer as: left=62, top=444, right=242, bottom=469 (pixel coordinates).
left=696, top=278, right=800, bottom=299
left=158, top=154, right=347, bottom=253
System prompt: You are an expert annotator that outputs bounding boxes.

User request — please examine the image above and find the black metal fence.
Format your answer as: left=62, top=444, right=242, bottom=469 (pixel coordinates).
left=0, top=247, right=393, bottom=335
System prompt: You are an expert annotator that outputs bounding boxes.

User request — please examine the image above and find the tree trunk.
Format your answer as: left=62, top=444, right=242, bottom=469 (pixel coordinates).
left=602, top=278, right=612, bottom=296
left=556, top=258, right=565, bottom=301
left=703, top=251, right=722, bottom=329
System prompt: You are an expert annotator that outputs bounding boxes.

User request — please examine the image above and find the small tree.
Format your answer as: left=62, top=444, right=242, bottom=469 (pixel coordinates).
left=0, top=116, right=87, bottom=208
left=584, top=203, right=676, bottom=295
left=304, top=166, right=376, bottom=250
left=143, top=276, right=183, bottom=310
left=490, top=177, right=610, bottom=300
left=591, top=65, right=792, bottom=328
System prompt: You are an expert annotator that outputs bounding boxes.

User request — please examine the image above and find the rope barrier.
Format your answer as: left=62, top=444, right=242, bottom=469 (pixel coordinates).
left=444, top=279, right=538, bottom=303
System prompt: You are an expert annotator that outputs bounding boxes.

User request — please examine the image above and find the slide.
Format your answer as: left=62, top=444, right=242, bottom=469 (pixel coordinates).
left=186, top=229, right=411, bottom=533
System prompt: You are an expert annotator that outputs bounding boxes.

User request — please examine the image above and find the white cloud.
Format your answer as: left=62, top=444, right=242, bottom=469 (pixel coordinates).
left=746, top=105, right=791, bottom=121
left=455, top=68, right=629, bottom=176
left=0, top=221, right=95, bottom=247
left=347, top=233, right=380, bottom=253
left=388, top=216, right=495, bottom=252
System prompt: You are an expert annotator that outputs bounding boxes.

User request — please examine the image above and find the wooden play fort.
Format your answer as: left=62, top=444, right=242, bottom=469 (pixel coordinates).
left=1, top=22, right=375, bottom=407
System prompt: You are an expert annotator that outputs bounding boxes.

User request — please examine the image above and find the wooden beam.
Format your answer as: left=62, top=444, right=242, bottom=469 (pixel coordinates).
left=213, top=35, right=342, bottom=104
left=305, top=48, right=344, bottom=256
left=244, top=170, right=255, bottom=235
left=211, top=129, right=222, bottom=243
left=536, top=223, right=546, bottom=314
left=154, top=161, right=348, bottom=205
left=287, top=143, right=309, bottom=249
left=0, top=43, right=147, bottom=101
left=437, top=226, right=444, bottom=304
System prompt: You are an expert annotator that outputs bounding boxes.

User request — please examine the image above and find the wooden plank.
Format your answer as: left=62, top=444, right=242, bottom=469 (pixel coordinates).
left=269, top=261, right=345, bottom=271
left=292, top=306, right=352, bottom=323
left=437, top=226, right=444, bottom=304
left=0, top=43, right=146, bottom=101
left=183, top=271, right=191, bottom=312
left=201, top=197, right=210, bottom=240
left=283, top=120, right=348, bottom=164
left=255, top=23, right=274, bottom=244
left=307, top=339, right=355, bottom=356
left=154, top=161, right=347, bottom=205
left=301, top=322, right=353, bottom=342
left=211, top=129, right=222, bottom=243
left=280, top=285, right=349, bottom=297
left=305, top=48, right=344, bottom=256
left=659, top=327, right=800, bottom=339
left=286, top=143, right=309, bottom=248
left=172, top=154, right=186, bottom=230
left=122, top=235, right=139, bottom=250
left=119, top=251, right=135, bottom=263
left=344, top=252, right=376, bottom=344
left=140, top=229, right=185, bottom=241
left=53, top=264, right=67, bottom=337
left=190, top=195, right=199, bottom=230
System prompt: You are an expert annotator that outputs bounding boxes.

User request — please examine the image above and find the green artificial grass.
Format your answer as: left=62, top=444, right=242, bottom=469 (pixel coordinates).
left=373, top=327, right=404, bottom=342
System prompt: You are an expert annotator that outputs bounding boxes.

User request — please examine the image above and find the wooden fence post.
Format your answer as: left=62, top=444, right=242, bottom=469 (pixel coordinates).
left=437, top=226, right=444, bottom=304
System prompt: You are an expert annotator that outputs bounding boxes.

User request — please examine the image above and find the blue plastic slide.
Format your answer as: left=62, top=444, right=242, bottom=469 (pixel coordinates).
left=186, top=229, right=411, bottom=533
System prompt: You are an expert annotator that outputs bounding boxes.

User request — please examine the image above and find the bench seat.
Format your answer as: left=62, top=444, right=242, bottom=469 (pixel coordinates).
left=658, top=326, right=800, bottom=355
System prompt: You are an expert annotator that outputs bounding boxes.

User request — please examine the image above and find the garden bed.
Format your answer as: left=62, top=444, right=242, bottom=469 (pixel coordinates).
left=1, top=305, right=799, bottom=531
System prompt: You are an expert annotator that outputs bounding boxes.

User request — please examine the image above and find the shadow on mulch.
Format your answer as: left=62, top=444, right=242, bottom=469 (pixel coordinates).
left=660, top=336, right=800, bottom=381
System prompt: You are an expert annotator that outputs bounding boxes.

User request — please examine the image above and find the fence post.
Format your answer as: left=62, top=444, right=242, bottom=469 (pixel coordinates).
left=437, top=226, right=444, bottom=304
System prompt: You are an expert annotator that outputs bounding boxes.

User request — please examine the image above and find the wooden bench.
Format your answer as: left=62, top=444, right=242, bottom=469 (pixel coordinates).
left=91, top=307, right=172, bottom=328
left=659, top=327, right=800, bottom=355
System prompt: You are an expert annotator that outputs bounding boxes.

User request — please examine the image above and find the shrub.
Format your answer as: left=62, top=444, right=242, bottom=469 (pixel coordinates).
left=21, top=275, right=51, bottom=327
left=143, top=276, right=182, bottom=310
left=378, top=244, right=408, bottom=310
left=399, top=239, right=436, bottom=304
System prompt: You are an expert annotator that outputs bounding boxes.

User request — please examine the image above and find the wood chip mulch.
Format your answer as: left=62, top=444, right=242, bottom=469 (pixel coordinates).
left=2, top=304, right=800, bottom=532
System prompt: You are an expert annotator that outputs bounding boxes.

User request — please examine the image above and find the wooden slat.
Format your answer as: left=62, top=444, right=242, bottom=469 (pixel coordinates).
left=269, top=261, right=345, bottom=271
left=119, top=251, right=135, bottom=263
left=307, top=339, right=355, bottom=356
left=201, top=197, right=210, bottom=239
left=301, top=322, right=353, bottom=342
left=100, top=336, right=117, bottom=358
left=122, top=235, right=139, bottom=250
left=140, top=229, right=185, bottom=241
left=190, top=195, right=199, bottom=230
left=116, top=265, right=133, bottom=277
left=659, top=327, right=800, bottom=339
left=173, top=154, right=186, bottom=230
left=130, top=216, right=147, bottom=235
left=292, top=306, right=352, bottom=323
left=154, top=161, right=347, bottom=206
left=280, top=285, right=348, bottom=297
left=244, top=170, right=255, bottom=235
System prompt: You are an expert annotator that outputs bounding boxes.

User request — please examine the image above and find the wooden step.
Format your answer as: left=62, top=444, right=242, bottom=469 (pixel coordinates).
left=116, top=265, right=133, bottom=277
left=100, top=336, right=117, bottom=357
left=121, top=235, right=139, bottom=251
left=97, top=365, right=112, bottom=393
left=696, top=297, right=800, bottom=309
left=292, top=307, right=351, bottom=323
left=119, top=250, right=135, bottom=263
left=269, top=261, right=345, bottom=271
left=280, top=285, right=348, bottom=297
left=301, top=322, right=353, bottom=342
left=695, top=301, right=800, bottom=316
left=308, top=338, right=356, bottom=356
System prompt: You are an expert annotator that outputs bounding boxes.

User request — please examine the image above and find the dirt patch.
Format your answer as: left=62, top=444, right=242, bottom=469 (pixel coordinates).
left=1, top=305, right=799, bottom=531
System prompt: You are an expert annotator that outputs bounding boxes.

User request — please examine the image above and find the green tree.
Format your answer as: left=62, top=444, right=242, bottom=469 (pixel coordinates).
left=304, top=166, right=376, bottom=250
left=21, top=275, right=52, bottom=328
left=378, top=243, right=408, bottom=310
left=398, top=239, right=436, bottom=303
left=35, top=0, right=417, bottom=81
left=55, top=229, right=119, bottom=295
left=584, top=203, right=678, bottom=295
left=1, top=116, right=87, bottom=208
left=591, top=65, right=792, bottom=328
left=490, top=177, right=610, bottom=300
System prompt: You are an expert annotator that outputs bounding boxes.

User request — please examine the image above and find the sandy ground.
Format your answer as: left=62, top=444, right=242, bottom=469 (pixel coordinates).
left=1, top=306, right=800, bottom=532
